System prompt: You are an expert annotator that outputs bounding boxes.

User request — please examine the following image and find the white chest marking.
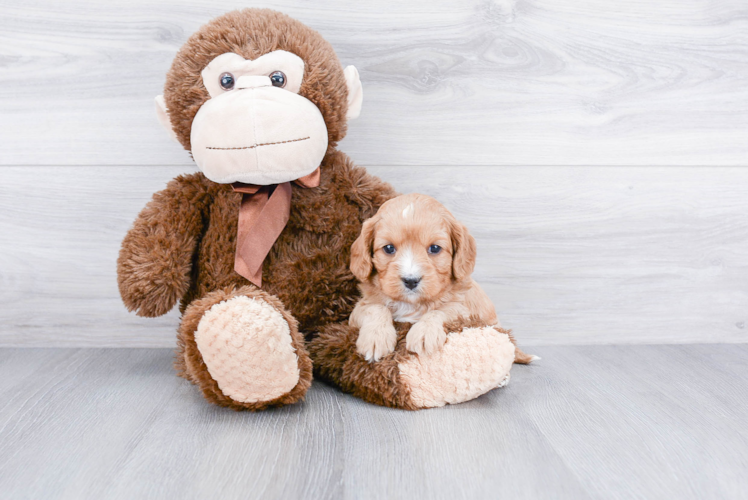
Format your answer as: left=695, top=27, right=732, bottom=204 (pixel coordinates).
left=387, top=300, right=427, bottom=323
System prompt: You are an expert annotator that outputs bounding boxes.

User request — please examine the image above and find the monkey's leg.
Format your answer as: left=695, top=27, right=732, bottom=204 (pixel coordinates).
left=176, top=286, right=312, bottom=410
left=308, top=319, right=515, bottom=410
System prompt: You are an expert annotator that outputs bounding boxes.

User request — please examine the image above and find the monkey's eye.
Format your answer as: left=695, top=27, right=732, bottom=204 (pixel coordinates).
left=219, top=72, right=235, bottom=90
left=270, top=71, right=286, bottom=88
left=428, top=244, right=442, bottom=254
left=383, top=244, right=396, bottom=255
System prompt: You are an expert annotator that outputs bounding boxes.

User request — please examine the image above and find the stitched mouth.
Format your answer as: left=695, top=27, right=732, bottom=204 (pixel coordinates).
left=206, top=136, right=310, bottom=151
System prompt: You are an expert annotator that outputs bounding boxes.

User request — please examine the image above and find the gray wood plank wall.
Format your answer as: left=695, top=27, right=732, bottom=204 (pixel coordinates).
left=1, top=0, right=747, bottom=346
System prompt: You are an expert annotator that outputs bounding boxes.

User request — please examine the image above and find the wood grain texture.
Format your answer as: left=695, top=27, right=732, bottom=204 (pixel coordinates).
left=1, top=165, right=746, bottom=347
left=0, top=346, right=747, bottom=499
left=1, top=0, right=746, bottom=166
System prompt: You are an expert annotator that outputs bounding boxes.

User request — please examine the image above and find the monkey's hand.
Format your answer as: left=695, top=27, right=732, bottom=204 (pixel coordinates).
left=117, top=176, right=207, bottom=317
left=406, top=311, right=448, bottom=356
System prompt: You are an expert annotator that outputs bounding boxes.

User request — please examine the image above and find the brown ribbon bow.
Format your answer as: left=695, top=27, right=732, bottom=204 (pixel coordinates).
left=232, top=167, right=321, bottom=287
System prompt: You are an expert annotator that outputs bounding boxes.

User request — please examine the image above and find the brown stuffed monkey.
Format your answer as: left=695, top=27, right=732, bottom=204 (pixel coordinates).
left=118, top=8, right=518, bottom=411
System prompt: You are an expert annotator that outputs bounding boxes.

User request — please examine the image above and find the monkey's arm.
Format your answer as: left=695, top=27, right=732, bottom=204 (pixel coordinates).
left=117, top=175, right=209, bottom=317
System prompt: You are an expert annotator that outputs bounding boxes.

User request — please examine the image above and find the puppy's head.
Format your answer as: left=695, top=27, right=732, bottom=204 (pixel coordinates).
left=350, top=193, right=477, bottom=303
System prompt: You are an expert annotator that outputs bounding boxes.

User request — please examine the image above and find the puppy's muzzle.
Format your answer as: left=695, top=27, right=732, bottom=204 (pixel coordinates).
left=401, top=277, right=421, bottom=290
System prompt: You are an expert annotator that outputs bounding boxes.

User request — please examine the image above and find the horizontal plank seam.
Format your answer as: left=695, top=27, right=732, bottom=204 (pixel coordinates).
left=2, top=164, right=748, bottom=168
left=1, top=341, right=748, bottom=349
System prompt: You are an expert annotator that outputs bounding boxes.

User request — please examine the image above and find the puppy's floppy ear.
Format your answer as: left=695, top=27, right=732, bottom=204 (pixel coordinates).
left=450, top=219, right=477, bottom=281
left=350, top=216, right=378, bottom=281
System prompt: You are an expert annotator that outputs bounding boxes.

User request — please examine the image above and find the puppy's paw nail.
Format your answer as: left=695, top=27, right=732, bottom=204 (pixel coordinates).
left=406, top=341, right=422, bottom=355
left=357, top=342, right=375, bottom=361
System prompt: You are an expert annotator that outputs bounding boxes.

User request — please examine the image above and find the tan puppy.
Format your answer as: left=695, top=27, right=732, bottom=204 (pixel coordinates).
left=350, top=193, right=535, bottom=363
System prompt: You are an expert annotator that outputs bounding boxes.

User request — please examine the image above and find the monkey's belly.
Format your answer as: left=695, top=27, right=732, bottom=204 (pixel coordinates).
left=264, top=240, right=360, bottom=334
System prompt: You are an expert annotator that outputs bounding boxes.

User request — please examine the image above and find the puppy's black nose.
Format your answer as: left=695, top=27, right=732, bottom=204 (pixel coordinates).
left=401, top=277, right=421, bottom=290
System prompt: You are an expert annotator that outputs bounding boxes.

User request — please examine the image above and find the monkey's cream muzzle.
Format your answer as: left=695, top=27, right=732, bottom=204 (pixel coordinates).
left=154, top=50, right=362, bottom=186
left=190, top=75, right=328, bottom=185
left=151, top=50, right=363, bottom=286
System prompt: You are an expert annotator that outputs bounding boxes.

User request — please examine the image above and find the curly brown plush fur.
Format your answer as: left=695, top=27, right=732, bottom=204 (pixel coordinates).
left=118, top=8, right=396, bottom=329
left=118, top=149, right=396, bottom=409
left=309, top=318, right=521, bottom=410
left=310, top=322, right=418, bottom=410
left=118, top=9, right=397, bottom=410
left=118, top=8, right=526, bottom=411
left=164, top=9, right=349, bottom=154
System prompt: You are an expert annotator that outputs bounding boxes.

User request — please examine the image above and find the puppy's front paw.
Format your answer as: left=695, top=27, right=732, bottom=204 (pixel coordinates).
left=406, top=318, right=447, bottom=356
left=356, top=321, right=397, bottom=362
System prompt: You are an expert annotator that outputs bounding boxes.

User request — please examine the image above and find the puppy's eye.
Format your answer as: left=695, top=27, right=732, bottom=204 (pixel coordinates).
left=428, top=244, right=442, bottom=254
left=270, top=71, right=286, bottom=88
left=383, top=244, right=396, bottom=255
left=219, top=72, right=235, bottom=90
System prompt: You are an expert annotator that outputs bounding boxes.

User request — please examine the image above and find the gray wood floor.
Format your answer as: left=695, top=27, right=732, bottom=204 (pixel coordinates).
left=1, top=345, right=746, bottom=500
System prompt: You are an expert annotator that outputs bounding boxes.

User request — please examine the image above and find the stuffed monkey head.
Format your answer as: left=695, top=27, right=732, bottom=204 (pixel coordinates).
left=155, top=9, right=363, bottom=185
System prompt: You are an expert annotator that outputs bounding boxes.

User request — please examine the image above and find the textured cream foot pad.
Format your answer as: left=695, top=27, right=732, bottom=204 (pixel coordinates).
left=399, top=327, right=515, bottom=408
left=195, top=296, right=300, bottom=403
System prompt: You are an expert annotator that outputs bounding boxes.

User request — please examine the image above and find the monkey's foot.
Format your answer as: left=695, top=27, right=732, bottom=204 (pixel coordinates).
left=398, top=324, right=515, bottom=408
left=177, top=286, right=312, bottom=410
left=309, top=318, right=515, bottom=410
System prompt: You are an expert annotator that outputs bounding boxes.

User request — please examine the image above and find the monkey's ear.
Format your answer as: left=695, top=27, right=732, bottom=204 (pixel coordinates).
left=344, top=66, right=363, bottom=121
left=154, top=95, right=179, bottom=143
